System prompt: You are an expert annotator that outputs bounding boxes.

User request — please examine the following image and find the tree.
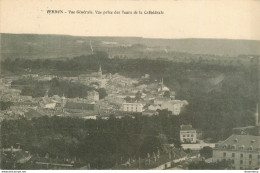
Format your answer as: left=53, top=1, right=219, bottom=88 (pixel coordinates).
left=97, top=88, right=107, bottom=99
left=199, top=146, right=213, bottom=159
left=135, top=91, right=142, bottom=101
left=0, top=101, right=13, bottom=110
left=124, top=96, right=132, bottom=102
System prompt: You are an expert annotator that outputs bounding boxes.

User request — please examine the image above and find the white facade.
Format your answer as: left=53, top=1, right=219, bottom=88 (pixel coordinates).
left=123, top=103, right=143, bottom=112
left=180, top=125, right=197, bottom=143
left=180, top=130, right=197, bottom=143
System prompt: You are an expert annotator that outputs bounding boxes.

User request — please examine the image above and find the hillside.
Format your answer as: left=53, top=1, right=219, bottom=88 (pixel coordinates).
left=1, top=33, right=260, bottom=60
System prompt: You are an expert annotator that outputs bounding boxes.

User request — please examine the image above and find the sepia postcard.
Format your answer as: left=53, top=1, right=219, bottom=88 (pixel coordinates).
left=0, top=0, right=260, bottom=172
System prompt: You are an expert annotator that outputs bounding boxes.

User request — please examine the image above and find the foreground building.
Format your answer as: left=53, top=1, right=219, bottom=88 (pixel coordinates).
left=213, top=135, right=260, bottom=170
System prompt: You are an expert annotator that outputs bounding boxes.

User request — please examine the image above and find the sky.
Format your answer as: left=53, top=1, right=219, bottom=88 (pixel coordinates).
left=1, top=0, right=260, bottom=40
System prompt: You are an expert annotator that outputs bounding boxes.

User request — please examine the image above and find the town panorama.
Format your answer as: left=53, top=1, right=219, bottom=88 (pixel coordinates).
left=0, top=33, right=260, bottom=170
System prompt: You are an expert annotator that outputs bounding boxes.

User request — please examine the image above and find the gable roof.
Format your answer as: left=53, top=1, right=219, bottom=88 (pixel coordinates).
left=216, top=135, right=260, bottom=151
left=180, top=125, right=194, bottom=131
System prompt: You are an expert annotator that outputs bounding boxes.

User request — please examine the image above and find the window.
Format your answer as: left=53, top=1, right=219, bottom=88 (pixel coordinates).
left=187, top=135, right=189, bottom=137
left=249, top=154, right=252, bottom=159
left=240, top=160, right=243, bottom=164
left=240, top=154, right=243, bottom=158
left=223, top=152, right=226, bottom=157
left=249, top=161, right=252, bottom=165
left=191, top=135, right=193, bottom=137
left=232, top=153, right=235, bottom=157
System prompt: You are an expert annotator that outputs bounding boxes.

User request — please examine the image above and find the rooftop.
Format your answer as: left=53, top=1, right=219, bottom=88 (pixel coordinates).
left=65, top=102, right=95, bottom=110
left=215, top=135, right=260, bottom=151
left=180, top=124, right=195, bottom=131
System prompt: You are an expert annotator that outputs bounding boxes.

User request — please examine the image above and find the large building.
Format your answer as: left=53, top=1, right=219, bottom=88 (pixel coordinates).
left=122, top=103, right=143, bottom=113
left=161, top=100, right=187, bottom=115
left=213, top=135, right=260, bottom=170
left=180, top=125, right=197, bottom=143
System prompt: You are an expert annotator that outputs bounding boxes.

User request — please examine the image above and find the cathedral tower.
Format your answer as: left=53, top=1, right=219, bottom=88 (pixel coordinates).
left=98, top=64, right=102, bottom=79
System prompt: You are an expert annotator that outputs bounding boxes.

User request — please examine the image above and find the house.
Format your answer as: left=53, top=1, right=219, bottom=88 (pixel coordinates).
left=44, top=103, right=56, bottom=109
left=153, top=97, right=171, bottom=105
left=180, top=125, right=197, bottom=144
left=122, top=103, right=143, bottom=113
left=161, top=100, right=187, bottom=115
left=213, top=135, right=260, bottom=170
left=82, top=115, right=97, bottom=120
left=148, top=104, right=161, bottom=111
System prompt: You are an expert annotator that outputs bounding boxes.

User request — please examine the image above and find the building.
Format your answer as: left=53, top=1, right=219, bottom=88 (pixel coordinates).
left=148, top=104, right=161, bottom=111
left=122, top=103, right=143, bottom=113
left=213, top=135, right=260, bottom=170
left=88, top=91, right=99, bottom=101
left=157, top=78, right=170, bottom=93
left=64, top=102, right=96, bottom=111
left=180, top=125, right=197, bottom=143
left=153, top=97, right=171, bottom=105
left=161, top=100, right=187, bottom=115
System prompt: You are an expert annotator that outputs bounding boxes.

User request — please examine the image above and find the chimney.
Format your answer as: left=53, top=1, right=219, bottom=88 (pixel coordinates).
left=256, top=103, right=259, bottom=126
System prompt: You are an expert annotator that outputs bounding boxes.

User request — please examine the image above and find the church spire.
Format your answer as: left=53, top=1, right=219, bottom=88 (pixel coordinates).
left=161, top=77, right=164, bottom=90
left=99, top=64, right=102, bottom=73
left=98, top=64, right=102, bottom=78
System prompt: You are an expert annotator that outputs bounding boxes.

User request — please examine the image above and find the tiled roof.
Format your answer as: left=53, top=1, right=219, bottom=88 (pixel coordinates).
left=180, top=125, right=194, bottom=131
left=65, top=102, right=95, bottom=110
left=216, top=135, right=260, bottom=151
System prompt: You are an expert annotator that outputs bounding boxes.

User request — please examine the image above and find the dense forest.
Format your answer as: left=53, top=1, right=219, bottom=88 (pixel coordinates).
left=0, top=101, right=13, bottom=110
left=1, top=114, right=181, bottom=169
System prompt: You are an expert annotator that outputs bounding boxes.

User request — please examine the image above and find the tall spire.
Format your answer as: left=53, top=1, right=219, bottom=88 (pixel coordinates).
left=98, top=64, right=102, bottom=78
left=161, top=77, right=164, bottom=90
left=99, top=64, right=102, bottom=73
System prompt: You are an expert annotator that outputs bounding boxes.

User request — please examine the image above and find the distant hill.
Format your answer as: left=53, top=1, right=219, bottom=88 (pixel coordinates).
left=1, top=33, right=260, bottom=60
